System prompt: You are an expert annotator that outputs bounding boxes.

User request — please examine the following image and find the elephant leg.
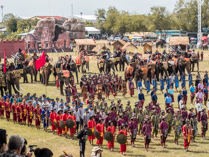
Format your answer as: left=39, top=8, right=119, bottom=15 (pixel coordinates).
left=31, top=73, right=33, bottom=83
left=75, top=69, right=79, bottom=84
left=77, top=66, right=80, bottom=72
left=115, top=63, right=118, bottom=71
left=60, top=81, right=64, bottom=95
left=197, top=62, right=199, bottom=71
left=192, top=63, right=194, bottom=72
left=156, top=70, right=159, bottom=81
left=7, top=83, right=12, bottom=96
left=0, top=87, right=3, bottom=97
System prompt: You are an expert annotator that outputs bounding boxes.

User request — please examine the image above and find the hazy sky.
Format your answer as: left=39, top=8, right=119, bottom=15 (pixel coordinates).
left=1, top=0, right=178, bottom=19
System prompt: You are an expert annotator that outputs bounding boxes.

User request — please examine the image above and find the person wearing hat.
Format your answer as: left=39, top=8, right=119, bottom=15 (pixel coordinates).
left=138, top=90, right=145, bottom=106
left=166, top=108, right=173, bottom=135
left=203, top=85, right=208, bottom=106
left=83, top=108, right=90, bottom=128
left=27, top=100, right=34, bottom=127
left=142, top=118, right=152, bottom=151
left=119, top=124, right=127, bottom=156
left=49, top=108, right=56, bottom=134
left=72, top=84, right=77, bottom=102
left=55, top=109, right=63, bottom=135
left=121, top=79, right=127, bottom=98
left=112, top=80, right=118, bottom=98
left=94, top=101, right=101, bottom=113
left=41, top=105, right=50, bottom=132
left=133, top=102, right=139, bottom=114
left=96, top=80, right=103, bottom=100
left=181, top=72, right=186, bottom=89
left=104, top=111, right=112, bottom=129
left=11, top=99, right=17, bottom=124
left=187, top=107, right=194, bottom=120
left=34, top=103, right=42, bottom=130
left=10, top=94, right=15, bottom=104
left=190, top=113, right=197, bottom=142
left=159, top=116, right=168, bottom=149
left=151, top=110, right=160, bottom=139
left=125, top=100, right=131, bottom=111
left=16, top=98, right=22, bottom=124
left=74, top=107, right=81, bottom=134
left=117, top=113, right=125, bottom=131
left=181, top=106, right=188, bottom=125
left=62, top=109, right=69, bottom=138
left=21, top=99, right=28, bottom=125
left=95, top=110, right=102, bottom=125
left=128, top=78, right=134, bottom=97
left=129, top=116, right=137, bottom=147
left=3, top=91, right=10, bottom=101
left=137, top=108, right=145, bottom=136
left=182, top=86, right=188, bottom=105
left=67, top=110, right=76, bottom=140
left=107, top=121, right=115, bottom=152
left=182, top=119, right=192, bottom=152
left=172, top=112, right=182, bottom=145
left=88, top=115, right=96, bottom=145
left=100, top=108, right=106, bottom=122
left=0, top=97, right=5, bottom=119
left=200, top=108, right=208, bottom=140
left=91, top=146, right=103, bottom=157
left=144, top=105, right=151, bottom=117
left=111, top=107, right=117, bottom=127
left=104, top=80, right=111, bottom=100
left=96, top=118, right=104, bottom=148
left=151, top=91, right=158, bottom=106
left=81, top=82, right=88, bottom=103
left=4, top=97, right=11, bottom=121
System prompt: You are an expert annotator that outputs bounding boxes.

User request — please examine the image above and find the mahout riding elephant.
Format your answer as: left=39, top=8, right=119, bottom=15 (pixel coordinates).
left=176, top=57, right=190, bottom=74
left=40, top=63, right=53, bottom=86
left=190, top=55, right=199, bottom=72
left=167, top=60, right=176, bottom=75
left=76, top=55, right=89, bottom=73
left=57, top=70, right=74, bottom=95
left=22, top=64, right=33, bottom=83
left=156, top=40, right=166, bottom=48
left=6, top=70, right=22, bottom=95
left=155, top=60, right=168, bottom=81
left=104, top=59, right=115, bottom=75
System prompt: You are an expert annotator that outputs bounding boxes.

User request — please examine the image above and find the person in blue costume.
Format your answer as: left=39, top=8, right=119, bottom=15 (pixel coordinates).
left=145, top=78, right=150, bottom=95
left=137, top=78, right=142, bottom=93
left=181, top=72, right=186, bottom=89
left=188, top=71, right=193, bottom=88
left=166, top=76, right=170, bottom=90
left=174, top=74, right=179, bottom=91
left=159, top=75, right=164, bottom=93
left=42, top=105, right=50, bottom=132
left=152, top=76, right=157, bottom=92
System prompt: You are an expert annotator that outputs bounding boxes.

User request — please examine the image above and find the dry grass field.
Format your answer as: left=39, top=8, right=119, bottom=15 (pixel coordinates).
left=1, top=43, right=209, bottom=157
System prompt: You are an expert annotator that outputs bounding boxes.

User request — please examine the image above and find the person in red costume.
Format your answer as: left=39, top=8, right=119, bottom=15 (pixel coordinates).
left=119, top=124, right=127, bottom=156
left=62, top=109, right=69, bottom=138
left=21, top=99, right=28, bottom=125
left=87, top=115, right=96, bottom=145
left=96, top=118, right=104, bottom=148
left=55, top=109, right=63, bottom=136
left=26, top=100, right=34, bottom=127
left=67, top=109, right=76, bottom=140
left=5, top=97, right=11, bottom=121
left=11, top=99, right=18, bottom=123
left=107, top=121, right=115, bottom=152
left=49, top=108, right=57, bottom=134
left=34, top=103, right=42, bottom=129
left=182, top=119, right=192, bottom=152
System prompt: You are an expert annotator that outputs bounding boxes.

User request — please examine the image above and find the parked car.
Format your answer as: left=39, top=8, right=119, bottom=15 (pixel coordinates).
left=107, top=36, right=114, bottom=41
left=114, top=37, right=121, bottom=41
left=122, top=37, right=131, bottom=42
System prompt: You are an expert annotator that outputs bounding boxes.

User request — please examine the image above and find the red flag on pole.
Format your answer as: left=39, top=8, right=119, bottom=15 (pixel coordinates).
left=35, top=50, right=46, bottom=70
left=3, top=49, right=6, bottom=73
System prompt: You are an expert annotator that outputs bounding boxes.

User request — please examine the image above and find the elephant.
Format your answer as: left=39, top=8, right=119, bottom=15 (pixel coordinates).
left=40, top=63, right=53, bottom=86
left=190, top=55, right=199, bottom=72
left=176, top=57, right=191, bottom=74
left=76, top=56, right=89, bottom=73
left=0, top=71, right=7, bottom=96
left=22, top=65, right=33, bottom=83
left=202, top=44, right=208, bottom=50
left=6, top=70, right=22, bottom=95
left=117, top=55, right=129, bottom=71
left=97, top=59, right=105, bottom=73
left=155, top=60, right=168, bottom=81
left=167, top=61, right=176, bottom=75
left=57, top=70, right=74, bottom=95
left=104, top=59, right=115, bottom=75
left=156, top=40, right=166, bottom=48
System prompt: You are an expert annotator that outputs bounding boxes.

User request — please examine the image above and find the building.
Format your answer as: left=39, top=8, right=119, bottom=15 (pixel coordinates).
left=24, top=17, right=85, bottom=52
left=155, top=30, right=187, bottom=42
left=85, top=27, right=100, bottom=38
left=69, top=15, right=97, bottom=23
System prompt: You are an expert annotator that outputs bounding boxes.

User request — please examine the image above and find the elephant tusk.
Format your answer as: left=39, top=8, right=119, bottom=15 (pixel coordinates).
left=19, top=85, right=25, bottom=91
left=14, top=84, right=21, bottom=93
left=64, top=83, right=68, bottom=87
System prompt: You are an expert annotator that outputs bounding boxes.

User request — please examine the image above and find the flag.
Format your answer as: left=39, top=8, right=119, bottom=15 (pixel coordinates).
left=3, top=50, right=6, bottom=73
left=35, top=50, right=46, bottom=70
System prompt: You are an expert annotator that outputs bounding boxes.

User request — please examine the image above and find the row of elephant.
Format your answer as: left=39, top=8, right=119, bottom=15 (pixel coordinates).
left=124, top=55, right=199, bottom=86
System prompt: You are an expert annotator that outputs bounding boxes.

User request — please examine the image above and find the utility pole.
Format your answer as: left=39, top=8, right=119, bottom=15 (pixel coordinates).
left=197, top=0, right=202, bottom=48
left=71, top=4, right=73, bottom=16
left=80, top=12, right=83, bottom=21
left=0, top=5, right=3, bottom=22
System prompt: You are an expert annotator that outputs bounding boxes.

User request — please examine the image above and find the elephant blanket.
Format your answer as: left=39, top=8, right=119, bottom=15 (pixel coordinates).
left=141, top=67, right=148, bottom=74
left=62, top=70, right=70, bottom=78
left=76, top=55, right=82, bottom=65
left=163, top=62, right=168, bottom=70
left=172, top=57, right=178, bottom=67
left=98, top=59, right=104, bottom=68
left=184, top=58, right=190, bottom=63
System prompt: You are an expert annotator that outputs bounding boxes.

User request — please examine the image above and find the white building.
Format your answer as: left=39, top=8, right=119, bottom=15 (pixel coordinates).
left=85, top=27, right=100, bottom=38
left=69, top=15, right=97, bottom=23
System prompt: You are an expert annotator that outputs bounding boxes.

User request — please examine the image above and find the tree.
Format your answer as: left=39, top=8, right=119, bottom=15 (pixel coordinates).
left=3, top=13, right=15, bottom=22
left=103, top=6, right=120, bottom=35
left=6, top=18, right=18, bottom=33
left=95, top=8, right=106, bottom=22
left=127, top=14, right=147, bottom=32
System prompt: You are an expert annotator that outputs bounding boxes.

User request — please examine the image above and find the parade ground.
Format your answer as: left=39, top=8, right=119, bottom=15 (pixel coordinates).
left=0, top=43, right=209, bottom=157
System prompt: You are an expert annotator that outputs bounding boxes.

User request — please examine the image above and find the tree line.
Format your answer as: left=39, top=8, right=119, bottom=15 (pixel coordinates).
left=90, top=0, right=209, bottom=35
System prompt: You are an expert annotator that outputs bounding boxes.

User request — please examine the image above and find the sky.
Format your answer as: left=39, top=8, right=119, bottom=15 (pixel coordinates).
left=0, top=0, right=178, bottom=19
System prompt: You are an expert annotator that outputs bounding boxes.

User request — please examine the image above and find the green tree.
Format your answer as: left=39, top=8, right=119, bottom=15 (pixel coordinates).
left=6, top=18, right=18, bottom=33
left=84, top=21, right=94, bottom=27
left=3, top=13, right=15, bottom=22
left=103, top=6, right=120, bottom=35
